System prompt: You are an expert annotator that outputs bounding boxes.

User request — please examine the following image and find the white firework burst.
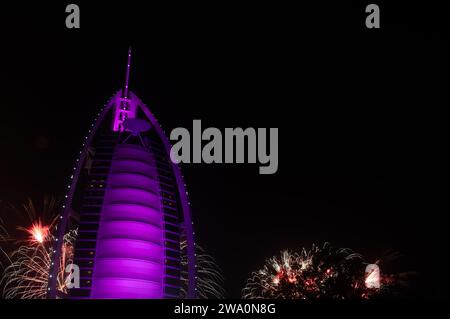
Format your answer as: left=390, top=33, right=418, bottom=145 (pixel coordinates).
left=242, top=243, right=370, bottom=299
left=180, top=239, right=226, bottom=299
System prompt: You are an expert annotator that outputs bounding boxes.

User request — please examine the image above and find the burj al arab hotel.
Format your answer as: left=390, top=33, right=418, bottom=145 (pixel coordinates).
left=47, top=48, right=196, bottom=299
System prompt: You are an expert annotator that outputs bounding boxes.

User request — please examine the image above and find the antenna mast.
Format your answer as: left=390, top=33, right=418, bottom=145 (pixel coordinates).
left=122, top=47, right=132, bottom=99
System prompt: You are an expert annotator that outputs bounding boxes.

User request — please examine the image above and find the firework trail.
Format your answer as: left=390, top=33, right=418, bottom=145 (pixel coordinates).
left=242, top=242, right=404, bottom=299
left=1, top=201, right=8, bottom=242
left=180, top=239, right=226, bottom=299
left=0, top=217, right=8, bottom=243
left=0, top=218, right=7, bottom=240
left=2, top=240, right=51, bottom=299
left=0, top=198, right=77, bottom=299
left=1, top=216, right=11, bottom=274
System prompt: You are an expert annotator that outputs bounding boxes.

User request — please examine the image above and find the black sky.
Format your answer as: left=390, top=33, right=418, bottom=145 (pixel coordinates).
left=0, top=2, right=448, bottom=298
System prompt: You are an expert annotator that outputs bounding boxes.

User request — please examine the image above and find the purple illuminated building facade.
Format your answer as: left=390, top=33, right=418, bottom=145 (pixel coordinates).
left=47, top=48, right=196, bottom=299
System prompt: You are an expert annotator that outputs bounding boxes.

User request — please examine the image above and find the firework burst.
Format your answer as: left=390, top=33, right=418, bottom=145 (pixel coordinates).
left=242, top=243, right=403, bottom=299
left=1, top=229, right=77, bottom=299
left=16, top=197, right=58, bottom=245
left=0, top=198, right=77, bottom=299
left=21, top=220, right=50, bottom=244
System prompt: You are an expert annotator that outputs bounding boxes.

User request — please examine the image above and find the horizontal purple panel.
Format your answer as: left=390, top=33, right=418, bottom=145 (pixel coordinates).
left=98, top=220, right=162, bottom=242
left=114, top=145, right=156, bottom=163
left=95, top=238, right=163, bottom=261
left=93, top=258, right=163, bottom=282
left=108, top=172, right=159, bottom=189
left=101, top=203, right=161, bottom=224
left=104, top=188, right=159, bottom=206
left=111, top=160, right=156, bottom=176
left=91, top=278, right=162, bottom=299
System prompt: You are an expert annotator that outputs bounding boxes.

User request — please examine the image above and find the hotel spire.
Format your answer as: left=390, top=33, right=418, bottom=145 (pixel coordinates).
left=122, top=47, right=132, bottom=99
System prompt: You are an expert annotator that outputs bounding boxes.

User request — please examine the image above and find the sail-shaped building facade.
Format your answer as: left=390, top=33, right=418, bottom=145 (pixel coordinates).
left=47, top=48, right=196, bottom=299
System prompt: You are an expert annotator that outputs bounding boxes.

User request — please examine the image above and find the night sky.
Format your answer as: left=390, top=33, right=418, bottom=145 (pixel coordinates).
left=0, top=2, right=448, bottom=298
